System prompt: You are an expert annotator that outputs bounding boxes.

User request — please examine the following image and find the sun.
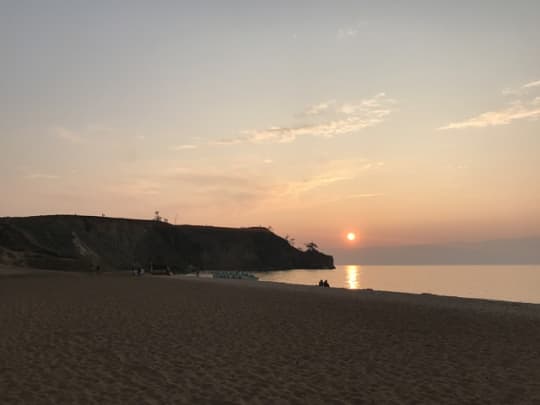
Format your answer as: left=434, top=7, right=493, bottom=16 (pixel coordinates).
left=347, top=232, right=356, bottom=241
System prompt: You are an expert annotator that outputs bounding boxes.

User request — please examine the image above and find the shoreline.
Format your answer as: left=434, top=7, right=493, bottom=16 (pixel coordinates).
left=3, top=265, right=540, bottom=307
left=171, top=274, right=540, bottom=318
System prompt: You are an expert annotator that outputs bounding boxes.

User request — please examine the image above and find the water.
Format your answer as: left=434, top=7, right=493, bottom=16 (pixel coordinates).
left=254, top=265, right=540, bottom=304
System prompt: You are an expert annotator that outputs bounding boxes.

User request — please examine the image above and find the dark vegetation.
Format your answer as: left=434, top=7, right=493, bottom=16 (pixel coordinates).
left=0, top=215, right=334, bottom=272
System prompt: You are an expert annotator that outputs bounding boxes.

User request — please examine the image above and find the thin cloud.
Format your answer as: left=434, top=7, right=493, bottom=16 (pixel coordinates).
left=24, top=173, right=59, bottom=180
left=240, top=116, right=386, bottom=143
left=438, top=101, right=540, bottom=130
left=215, top=93, right=396, bottom=145
left=285, top=174, right=353, bottom=195
left=501, top=78, right=540, bottom=96
left=168, top=169, right=255, bottom=188
left=337, top=27, right=359, bottom=39
left=273, top=159, right=383, bottom=199
left=523, top=80, right=540, bottom=89
left=337, top=22, right=367, bottom=40
left=210, top=138, right=244, bottom=146
left=164, top=167, right=269, bottom=210
left=52, top=125, right=113, bottom=143
left=305, top=100, right=335, bottom=116
left=104, top=164, right=268, bottom=214
left=319, top=192, right=384, bottom=206
left=170, top=144, right=197, bottom=151
left=53, top=127, right=86, bottom=143
left=102, top=157, right=384, bottom=215
left=109, top=179, right=161, bottom=196
left=348, top=193, right=383, bottom=198
left=501, top=87, right=521, bottom=97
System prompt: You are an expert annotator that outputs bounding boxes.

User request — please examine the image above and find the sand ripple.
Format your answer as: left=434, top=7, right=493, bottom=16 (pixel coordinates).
left=1, top=273, right=540, bottom=404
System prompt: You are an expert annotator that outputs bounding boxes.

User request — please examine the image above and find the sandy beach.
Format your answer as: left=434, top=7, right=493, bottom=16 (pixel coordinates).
left=1, top=268, right=540, bottom=404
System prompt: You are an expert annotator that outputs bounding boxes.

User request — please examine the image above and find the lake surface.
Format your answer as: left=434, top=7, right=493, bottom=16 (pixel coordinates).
left=254, top=265, right=540, bottom=304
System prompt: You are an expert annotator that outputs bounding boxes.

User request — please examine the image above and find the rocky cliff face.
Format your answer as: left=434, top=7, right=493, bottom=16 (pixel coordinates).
left=0, top=215, right=334, bottom=271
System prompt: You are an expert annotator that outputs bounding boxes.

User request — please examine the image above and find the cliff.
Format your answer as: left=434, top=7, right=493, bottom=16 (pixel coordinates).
left=0, top=215, right=334, bottom=272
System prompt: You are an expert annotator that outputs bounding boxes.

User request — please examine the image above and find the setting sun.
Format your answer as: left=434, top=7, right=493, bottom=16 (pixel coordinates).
left=347, top=232, right=356, bottom=241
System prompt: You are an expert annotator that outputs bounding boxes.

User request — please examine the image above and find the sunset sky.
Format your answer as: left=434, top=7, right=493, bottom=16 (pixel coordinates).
left=1, top=1, right=539, bottom=253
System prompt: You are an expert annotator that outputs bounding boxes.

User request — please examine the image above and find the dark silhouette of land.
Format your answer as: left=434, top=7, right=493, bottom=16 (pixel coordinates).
left=0, top=215, right=334, bottom=271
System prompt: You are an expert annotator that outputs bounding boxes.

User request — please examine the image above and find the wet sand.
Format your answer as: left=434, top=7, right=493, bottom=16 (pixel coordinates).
left=1, top=268, right=540, bottom=404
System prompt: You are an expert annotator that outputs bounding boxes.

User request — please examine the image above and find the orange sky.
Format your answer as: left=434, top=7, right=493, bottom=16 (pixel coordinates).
left=1, top=2, right=539, bottom=253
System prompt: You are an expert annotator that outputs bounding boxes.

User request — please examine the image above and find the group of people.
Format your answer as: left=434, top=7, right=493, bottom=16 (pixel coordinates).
left=318, top=279, right=330, bottom=288
left=132, top=267, right=145, bottom=276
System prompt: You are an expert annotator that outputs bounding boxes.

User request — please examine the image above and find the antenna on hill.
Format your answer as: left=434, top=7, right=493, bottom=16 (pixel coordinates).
left=174, top=214, right=178, bottom=225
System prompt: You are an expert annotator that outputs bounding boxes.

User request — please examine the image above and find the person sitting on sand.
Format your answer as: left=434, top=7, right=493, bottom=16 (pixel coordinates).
left=323, top=280, right=330, bottom=288
left=318, top=280, right=324, bottom=287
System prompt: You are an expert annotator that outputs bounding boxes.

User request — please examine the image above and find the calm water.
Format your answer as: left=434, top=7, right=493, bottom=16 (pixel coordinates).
left=254, top=265, right=540, bottom=304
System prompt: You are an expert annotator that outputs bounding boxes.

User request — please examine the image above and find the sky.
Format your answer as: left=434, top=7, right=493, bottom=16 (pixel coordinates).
left=1, top=1, right=540, bottom=256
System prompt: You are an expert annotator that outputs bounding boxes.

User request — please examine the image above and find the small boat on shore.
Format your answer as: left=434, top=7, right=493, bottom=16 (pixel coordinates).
left=212, top=271, right=259, bottom=281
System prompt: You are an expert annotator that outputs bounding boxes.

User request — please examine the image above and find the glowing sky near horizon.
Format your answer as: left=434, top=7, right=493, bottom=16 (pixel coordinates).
left=1, top=1, right=539, bottom=251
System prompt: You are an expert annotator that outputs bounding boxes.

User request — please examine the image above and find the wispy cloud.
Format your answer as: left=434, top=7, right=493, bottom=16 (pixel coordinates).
left=501, top=78, right=540, bottom=96
left=523, top=79, right=540, bottom=89
left=108, top=179, right=161, bottom=196
left=159, top=167, right=267, bottom=211
left=337, top=27, right=359, bottom=39
left=24, top=173, right=59, bottom=180
left=318, top=192, right=384, bottom=206
left=167, top=168, right=255, bottom=189
left=304, top=100, right=335, bottom=116
left=52, top=125, right=114, bottom=143
left=453, top=164, right=469, bottom=170
left=102, top=157, right=385, bottom=216
left=439, top=101, right=540, bottom=130
left=348, top=193, right=383, bottom=198
left=501, top=87, right=521, bottom=97
left=53, top=127, right=86, bottom=143
left=215, top=93, right=396, bottom=145
left=282, top=174, right=353, bottom=195
left=170, top=144, right=197, bottom=151
left=441, top=79, right=540, bottom=130
left=337, top=22, right=367, bottom=40
left=272, top=159, right=384, bottom=199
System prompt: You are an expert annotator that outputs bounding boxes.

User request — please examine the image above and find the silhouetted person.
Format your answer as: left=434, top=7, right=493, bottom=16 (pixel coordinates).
left=318, top=280, right=324, bottom=287
left=323, top=280, right=330, bottom=288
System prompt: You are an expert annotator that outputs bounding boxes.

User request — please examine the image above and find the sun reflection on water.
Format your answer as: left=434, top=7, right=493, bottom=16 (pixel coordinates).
left=346, top=265, right=360, bottom=289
